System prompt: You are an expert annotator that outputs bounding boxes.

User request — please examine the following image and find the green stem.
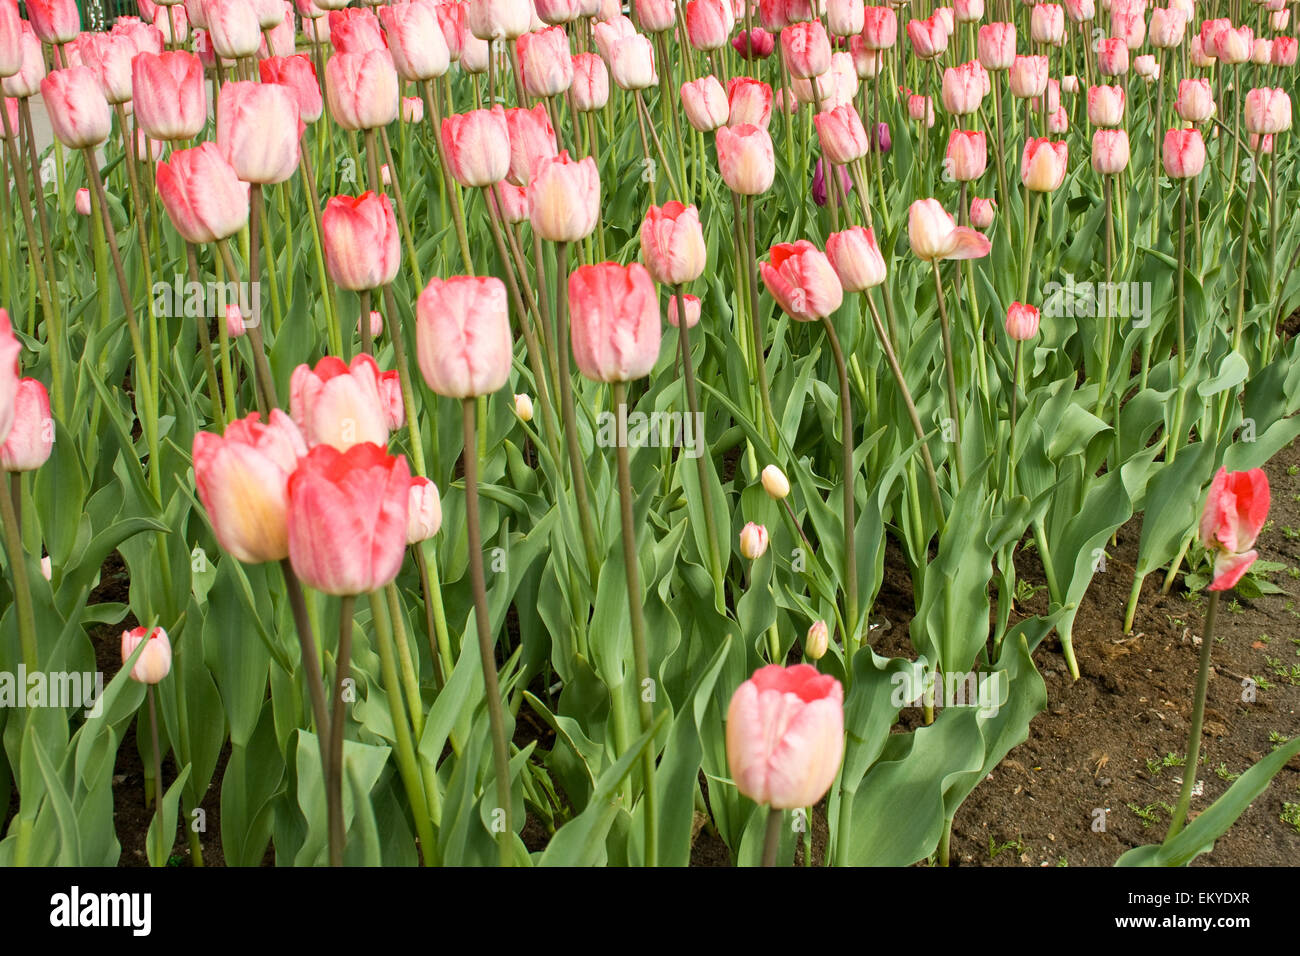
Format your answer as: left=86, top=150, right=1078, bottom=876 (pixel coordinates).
left=1167, top=589, right=1218, bottom=838
left=761, top=806, right=783, bottom=867
left=328, top=594, right=355, bottom=867
left=819, top=316, right=859, bottom=658
left=386, top=581, right=425, bottom=741
left=0, top=467, right=38, bottom=674
left=932, top=261, right=966, bottom=488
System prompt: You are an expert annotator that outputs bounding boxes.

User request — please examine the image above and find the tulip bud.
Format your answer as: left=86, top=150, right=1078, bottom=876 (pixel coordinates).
left=156, top=143, right=251, bottom=244
left=805, top=620, right=829, bottom=660
left=681, top=75, right=729, bottom=131
left=1244, top=88, right=1291, bottom=135
left=970, top=196, right=996, bottom=228
left=442, top=105, right=511, bottom=187
left=739, top=521, right=769, bottom=559
left=41, top=68, right=112, bottom=150
left=514, top=393, right=534, bottom=422
left=1091, top=128, right=1129, bottom=175
left=783, top=20, right=833, bottom=78
left=528, top=151, right=600, bottom=242
left=667, top=294, right=701, bottom=328
left=226, top=304, right=246, bottom=338
left=406, top=476, right=443, bottom=543
left=945, top=129, right=987, bottom=181
left=322, top=192, right=400, bottom=292
left=761, top=464, right=790, bottom=499
left=0, top=379, right=52, bottom=472
left=121, top=627, right=172, bottom=684
left=826, top=225, right=886, bottom=291
left=814, top=102, right=870, bottom=164
left=1198, top=467, right=1270, bottom=591
left=727, top=76, right=773, bottom=129
left=1087, top=84, right=1125, bottom=127
left=517, top=26, right=574, bottom=98
left=1005, top=301, right=1040, bottom=340
left=977, top=22, right=1015, bottom=70
left=217, top=81, right=301, bottom=185
left=640, top=202, right=707, bottom=285
left=760, top=240, right=844, bottom=321
left=1020, top=137, right=1068, bottom=192
left=571, top=53, right=610, bottom=111
left=75, top=188, right=91, bottom=216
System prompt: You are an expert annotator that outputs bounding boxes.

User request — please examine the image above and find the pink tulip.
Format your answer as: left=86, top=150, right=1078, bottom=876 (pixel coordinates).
left=593, top=14, right=636, bottom=59
left=667, top=294, right=701, bottom=328
left=326, top=50, right=399, bottom=131
left=289, top=354, right=391, bottom=451
left=826, top=225, right=886, bottom=292
left=860, top=5, right=897, bottom=49
left=738, top=521, right=769, bottom=559
left=1110, top=10, right=1144, bottom=48
left=848, top=37, right=883, bottom=78
left=26, top=0, right=80, bottom=44
left=376, top=367, right=402, bottom=427
left=1063, top=0, right=1094, bottom=21
left=814, top=102, right=870, bottom=164
left=1244, top=88, right=1291, bottom=135
left=908, top=197, right=993, bottom=260
left=77, top=33, right=135, bottom=105
left=685, top=0, right=733, bottom=51
left=760, top=240, right=844, bottom=321
left=1005, top=301, right=1040, bottom=340
left=941, top=60, right=986, bottom=115
left=433, top=1, right=466, bottom=59
left=1272, top=37, right=1297, bottom=68
left=259, top=55, right=324, bottom=125
left=608, top=34, right=656, bottom=90
left=568, top=262, right=661, bottom=383
left=40, top=68, right=112, bottom=150
left=1020, top=137, right=1068, bottom=192
left=192, top=409, right=307, bottom=563
left=505, top=103, right=559, bottom=186
left=415, top=276, right=514, bottom=398
left=380, top=2, right=451, bottom=81
left=329, top=7, right=387, bottom=53
left=906, top=14, right=948, bottom=58
left=2, top=23, right=45, bottom=99
left=406, top=476, right=443, bottom=544
left=1091, top=128, right=1129, bottom=175
left=727, top=76, right=773, bottom=129
left=132, top=51, right=205, bottom=141
left=733, top=27, right=776, bottom=59
left=1199, top=467, right=1270, bottom=591
left=156, top=142, right=251, bottom=244
left=528, top=151, right=599, bottom=242
left=970, top=196, right=996, bottom=228
left=907, top=93, right=935, bottom=126
left=1096, top=37, right=1128, bottom=76
left=726, top=663, right=844, bottom=809
left=1215, top=25, right=1253, bottom=65
left=571, top=52, right=609, bottom=111
left=0, top=378, right=51, bottom=472
left=287, top=442, right=410, bottom=596
left=153, top=3, right=190, bottom=44
left=121, top=627, right=172, bottom=684
left=517, top=26, right=574, bottom=98
left=1162, top=128, right=1206, bottom=178
left=945, top=129, right=987, bottom=181
left=1087, top=85, right=1125, bottom=127
left=206, top=0, right=262, bottom=58
left=826, top=0, right=864, bottom=34
left=640, top=201, right=707, bottom=285
left=1030, top=2, right=1063, bottom=43
left=0, top=0, right=22, bottom=79
left=1174, top=78, right=1214, bottom=123
left=716, top=123, right=775, bottom=195
left=217, top=81, right=300, bottom=184
left=954, top=0, right=983, bottom=21
left=491, top=180, right=531, bottom=223
left=441, top=105, right=511, bottom=187
left=782, top=20, right=832, bottom=78
left=1008, top=54, right=1047, bottom=98
left=1148, top=6, right=1186, bottom=48
left=466, top=0, right=532, bottom=41
left=321, top=191, right=400, bottom=292
left=681, top=75, right=729, bottom=131
left=0, top=310, right=18, bottom=448
left=635, top=0, right=676, bottom=32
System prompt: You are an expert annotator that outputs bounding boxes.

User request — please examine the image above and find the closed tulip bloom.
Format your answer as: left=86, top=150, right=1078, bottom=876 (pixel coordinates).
left=635, top=0, right=676, bottom=31
left=1, top=23, right=44, bottom=99
left=726, top=663, right=844, bottom=808
left=945, top=129, right=987, bottom=181
left=0, top=379, right=52, bottom=472
left=289, top=354, right=391, bottom=451
left=760, top=240, right=844, bottom=321
left=1174, top=78, right=1214, bottom=123
left=1162, top=128, right=1206, bottom=178
left=192, top=409, right=307, bottom=563
left=153, top=3, right=190, bottom=43
left=517, top=26, right=574, bottom=98
left=810, top=159, right=850, bottom=207
left=528, top=151, right=599, bottom=241
left=814, top=102, right=870, bottom=163
left=1133, top=54, right=1159, bottom=80
left=568, top=262, right=661, bottom=382
left=954, top=0, right=983, bottom=21
left=1061, top=74, right=1079, bottom=94
left=1009, top=55, right=1048, bottom=98
left=380, top=2, right=451, bottom=81
left=74, top=187, right=91, bottom=215
left=121, top=627, right=172, bottom=684
left=609, top=34, right=657, bottom=90
left=727, top=76, right=773, bottom=128
left=1005, top=301, right=1040, bottom=340
left=1091, top=128, right=1129, bottom=174
left=514, top=392, right=534, bottom=421
left=251, top=0, right=287, bottom=30
left=970, top=196, right=996, bottom=227
left=1087, top=84, right=1125, bottom=127
left=287, top=442, right=410, bottom=596
left=505, top=103, right=559, bottom=185
left=467, top=0, right=532, bottom=40
left=757, top=0, right=788, bottom=32
left=681, top=75, right=729, bottom=130
left=804, top=620, right=829, bottom=659
left=0, top=310, right=17, bottom=449
left=907, top=93, right=935, bottom=126
left=1189, top=36, right=1214, bottom=68
left=112, top=17, right=165, bottom=57
left=321, top=191, right=400, bottom=291
left=761, top=464, right=790, bottom=499
left=416, top=276, right=513, bottom=397
left=941, top=61, right=986, bottom=114
left=78, top=33, right=135, bottom=105
left=667, top=293, right=701, bottom=328
left=1063, top=0, right=1093, bottom=21
left=908, top=197, right=993, bottom=260
left=1248, top=133, right=1273, bottom=154
left=1095, top=37, right=1127, bottom=75
left=206, top=0, right=262, bottom=58
left=593, top=14, right=636, bottom=59
left=716, top=123, right=775, bottom=194
left=1030, top=2, right=1063, bottom=43
left=326, top=50, right=399, bottom=131
left=906, top=14, right=948, bottom=58
left=1020, top=137, right=1067, bottom=191
left=685, top=0, right=733, bottom=51
left=435, top=1, right=467, bottom=59
left=733, top=27, right=776, bottom=59
left=538, top=0, right=584, bottom=24
left=571, top=52, right=609, bottom=111
left=1272, top=9, right=1291, bottom=33
left=406, top=476, right=443, bottom=543
left=826, top=0, right=864, bottom=34
left=1032, top=77, right=1060, bottom=115
left=0, top=0, right=22, bottom=79
left=1110, top=9, right=1144, bottom=48
left=1215, top=25, right=1252, bottom=65
left=848, top=37, right=883, bottom=78
left=1148, top=6, right=1185, bottom=48
left=1199, top=467, right=1270, bottom=591
left=1048, top=106, right=1068, bottom=134
left=441, top=105, right=511, bottom=186
left=738, top=521, right=769, bottom=559
left=260, top=55, right=324, bottom=124
left=1244, top=88, right=1291, bottom=135
left=156, top=143, right=251, bottom=243
left=1272, top=37, right=1297, bottom=67
left=782, top=20, right=832, bottom=78
left=935, top=7, right=954, bottom=34
left=826, top=225, right=886, bottom=292
left=376, top=368, right=403, bottom=429
left=641, top=201, right=707, bottom=285
left=217, top=81, right=300, bottom=184
left=26, top=0, right=80, bottom=44
left=861, top=5, right=897, bottom=49
left=491, top=180, right=531, bottom=223
left=40, top=69, right=112, bottom=150
left=132, top=52, right=206, bottom=141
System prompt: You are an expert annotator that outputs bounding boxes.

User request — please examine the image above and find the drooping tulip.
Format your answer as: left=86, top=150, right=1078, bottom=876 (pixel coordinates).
left=908, top=198, right=992, bottom=260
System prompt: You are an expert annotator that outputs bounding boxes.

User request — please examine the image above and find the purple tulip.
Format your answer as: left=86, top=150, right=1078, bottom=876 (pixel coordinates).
left=811, top=159, right=853, bottom=207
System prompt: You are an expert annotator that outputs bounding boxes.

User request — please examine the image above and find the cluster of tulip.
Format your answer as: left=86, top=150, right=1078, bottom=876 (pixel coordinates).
left=1, top=0, right=1299, bottom=869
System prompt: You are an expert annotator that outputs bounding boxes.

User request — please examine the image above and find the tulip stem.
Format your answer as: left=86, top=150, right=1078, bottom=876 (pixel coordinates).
left=328, top=595, right=355, bottom=867
left=761, top=806, right=783, bottom=867
left=931, top=261, right=966, bottom=489
left=414, top=543, right=454, bottom=687
left=359, top=289, right=374, bottom=357
left=279, top=559, right=334, bottom=814
left=819, top=316, right=860, bottom=657
left=1166, top=589, right=1219, bottom=839
left=635, top=91, right=684, bottom=201
left=0, top=471, right=38, bottom=675
left=743, top=195, right=779, bottom=447
left=147, top=685, right=165, bottom=866
left=185, top=244, right=226, bottom=428
left=378, top=128, right=423, bottom=287
left=300, top=152, right=344, bottom=358
left=462, top=398, right=515, bottom=867
left=611, top=381, right=659, bottom=868
left=218, top=240, right=279, bottom=413
left=675, top=284, right=726, bottom=610
left=387, top=581, right=425, bottom=742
